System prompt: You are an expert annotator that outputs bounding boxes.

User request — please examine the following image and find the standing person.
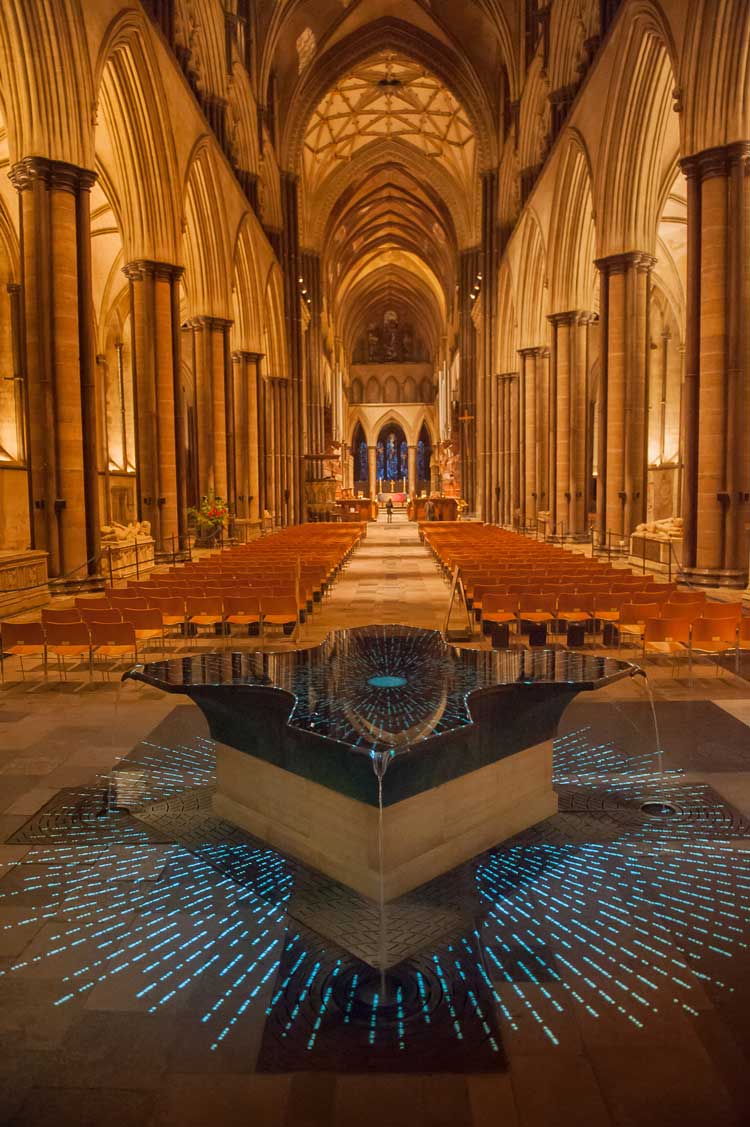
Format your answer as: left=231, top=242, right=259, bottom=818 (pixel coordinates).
left=425, top=497, right=436, bottom=522
left=385, top=497, right=394, bottom=523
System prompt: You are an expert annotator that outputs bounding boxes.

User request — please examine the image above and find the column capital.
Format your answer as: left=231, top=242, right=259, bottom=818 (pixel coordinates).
left=594, top=252, right=656, bottom=276
left=189, top=315, right=234, bottom=332
left=547, top=310, right=598, bottom=326
left=517, top=346, right=543, bottom=358
left=9, top=156, right=97, bottom=194
left=123, top=260, right=184, bottom=283
left=231, top=350, right=265, bottom=363
left=498, top=370, right=520, bottom=380
left=680, top=141, right=750, bottom=181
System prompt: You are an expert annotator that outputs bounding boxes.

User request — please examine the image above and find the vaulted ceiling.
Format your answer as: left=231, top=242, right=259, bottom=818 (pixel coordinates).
left=255, top=0, right=516, bottom=371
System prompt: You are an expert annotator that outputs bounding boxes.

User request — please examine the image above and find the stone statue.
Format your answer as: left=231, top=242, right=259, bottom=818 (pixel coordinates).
left=632, top=516, right=683, bottom=541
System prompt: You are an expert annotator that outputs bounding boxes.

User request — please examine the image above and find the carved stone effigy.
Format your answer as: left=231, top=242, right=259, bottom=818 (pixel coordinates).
left=100, top=522, right=155, bottom=583
left=0, top=550, right=50, bottom=615
left=629, top=516, right=683, bottom=575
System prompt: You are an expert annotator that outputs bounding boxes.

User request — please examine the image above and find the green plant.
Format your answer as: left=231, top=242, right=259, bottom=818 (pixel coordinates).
left=188, top=493, right=230, bottom=536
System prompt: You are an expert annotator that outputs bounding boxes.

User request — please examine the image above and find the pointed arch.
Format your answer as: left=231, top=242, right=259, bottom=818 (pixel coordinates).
left=0, top=0, right=93, bottom=166
left=182, top=140, right=233, bottom=318
left=496, top=260, right=518, bottom=373
left=232, top=213, right=265, bottom=353
left=548, top=130, right=597, bottom=311
left=263, top=263, right=288, bottom=379
left=95, top=11, right=181, bottom=261
left=512, top=210, right=548, bottom=349
left=597, top=2, right=679, bottom=255
left=681, top=0, right=750, bottom=154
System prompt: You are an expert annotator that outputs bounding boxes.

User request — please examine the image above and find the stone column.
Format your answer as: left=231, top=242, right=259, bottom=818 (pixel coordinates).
left=594, top=253, right=654, bottom=545
left=518, top=348, right=539, bottom=525
left=281, top=172, right=303, bottom=523
left=536, top=348, right=551, bottom=521
left=680, top=143, right=750, bottom=587
left=407, top=444, right=417, bottom=495
left=232, top=352, right=250, bottom=520
left=368, top=445, right=377, bottom=501
left=548, top=312, right=595, bottom=538
left=509, top=373, right=520, bottom=527
left=124, top=261, right=184, bottom=548
left=302, top=250, right=324, bottom=457
left=190, top=316, right=232, bottom=503
left=480, top=169, right=499, bottom=521
left=10, top=157, right=100, bottom=576
left=459, top=248, right=480, bottom=510
left=255, top=356, right=267, bottom=517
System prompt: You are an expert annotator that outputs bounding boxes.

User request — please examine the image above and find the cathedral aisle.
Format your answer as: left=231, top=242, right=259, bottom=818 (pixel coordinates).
left=303, top=517, right=451, bottom=643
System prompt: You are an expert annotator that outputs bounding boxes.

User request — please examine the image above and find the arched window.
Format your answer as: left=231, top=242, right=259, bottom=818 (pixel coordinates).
left=417, top=424, right=432, bottom=485
left=386, top=431, right=399, bottom=480
left=400, top=440, right=408, bottom=479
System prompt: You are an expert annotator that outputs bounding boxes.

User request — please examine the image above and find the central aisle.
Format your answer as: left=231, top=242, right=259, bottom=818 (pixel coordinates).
left=304, top=514, right=451, bottom=642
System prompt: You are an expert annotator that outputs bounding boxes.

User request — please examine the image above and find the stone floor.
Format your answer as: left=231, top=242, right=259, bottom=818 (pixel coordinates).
left=1, top=517, right=750, bottom=1125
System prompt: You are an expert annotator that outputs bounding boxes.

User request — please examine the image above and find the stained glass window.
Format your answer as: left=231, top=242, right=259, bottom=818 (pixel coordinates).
left=358, top=440, right=368, bottom=482
left=386, top=432, right=398, bottom=480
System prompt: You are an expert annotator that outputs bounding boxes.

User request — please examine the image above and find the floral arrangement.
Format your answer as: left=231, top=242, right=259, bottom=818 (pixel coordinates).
left=188, top=493, right=230, bottom=538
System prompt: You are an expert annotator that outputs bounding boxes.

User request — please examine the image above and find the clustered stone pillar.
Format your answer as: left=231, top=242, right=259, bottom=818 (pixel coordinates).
left=368, top=445, right=377, bottom=502
left=518, top=349, right=537, bottom=526
left=124, top=261, right=185, bottom=548
left=263, top=376, right=293, bottom=525
left=497, top=373, right=520, bottom=525
left=281, top=172, right=303, bottom=522
left=302, top=251, right=325, bottom=458
left=680, top=143, right=750, bottom=587
left=595, top=253, right=654, bottom=546
left=190, top=316, right=233, bottom=505
left=547, top=312, right=595, bottom=538
left=231, top=351, right=262, bottom=522
left=459, top=248, right=480, bottom=510
left=10, top=157, right=100, bottom=576
left=407, top=444, right=417, bottom=496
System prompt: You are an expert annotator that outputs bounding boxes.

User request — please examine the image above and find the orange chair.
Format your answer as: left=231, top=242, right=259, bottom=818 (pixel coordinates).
left=42, top=608, right=82, bottom=626
left=481, top=594, right=519, bottom=630
left=700, top=602, right=742, bottom=622
left=44, top=621, right=92, bottom=679
left=667, top=590, right=707, bottom=606
left=0, top=620, right=46, bottom=680
left=149, top=596, right=186, bottom=643
left=556, top=595, right=595, bottom=636
left=224, top=595, right=262, bottom=638
left=80, top=608, right=122, bottom=624
left=75, top=595, right=110, bottom=610
left=518, top=594, right=557, bottom=624
left=186, top=596, right=225, bottom=643
left=89, top=621, right=138, bottom=676
left=618, top=602, right=661, bottom=650
left=643, top=617, right=692, bottom=676
left=690, top=618, right=738, bottom=674
left=261, top=596, right=298, bottom=639
left=120, top=608, right=165, bottom=655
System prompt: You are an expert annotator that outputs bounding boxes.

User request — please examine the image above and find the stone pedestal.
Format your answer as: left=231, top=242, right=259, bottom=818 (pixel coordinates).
left=0, top=550, right=49, bottom=615
left=214, top=737, right=557, bottom=903
left=101, top=538, right=155, bottom=584
left=629, top=533, right=682, bottom=577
